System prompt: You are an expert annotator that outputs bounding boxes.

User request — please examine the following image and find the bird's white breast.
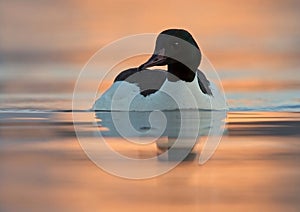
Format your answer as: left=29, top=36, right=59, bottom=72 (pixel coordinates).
left=93, top=72, right=227, bottom=111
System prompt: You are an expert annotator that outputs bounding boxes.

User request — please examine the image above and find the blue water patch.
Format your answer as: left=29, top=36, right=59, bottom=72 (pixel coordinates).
left=230, top=104, right=300, bottom=112
left=227, top=89, right=300, bottom=112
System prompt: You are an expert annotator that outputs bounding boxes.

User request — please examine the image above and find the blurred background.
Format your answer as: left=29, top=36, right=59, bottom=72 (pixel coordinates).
left=0, top=0, right=299, bottom=110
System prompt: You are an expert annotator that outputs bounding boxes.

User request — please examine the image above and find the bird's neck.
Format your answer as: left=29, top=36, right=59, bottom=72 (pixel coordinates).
left=167, top=62, right=196, bottom=82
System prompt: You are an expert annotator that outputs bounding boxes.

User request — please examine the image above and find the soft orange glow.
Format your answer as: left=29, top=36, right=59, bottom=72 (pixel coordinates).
left=1, top=111, right=300, bottom=211
left=1, top=0, right=300, bottom=211
left=222, top=79, right=300, bottom=91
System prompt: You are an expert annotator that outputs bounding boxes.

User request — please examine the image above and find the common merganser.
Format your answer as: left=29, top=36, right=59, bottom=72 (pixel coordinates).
left=93, top=29, right=227, bottom=111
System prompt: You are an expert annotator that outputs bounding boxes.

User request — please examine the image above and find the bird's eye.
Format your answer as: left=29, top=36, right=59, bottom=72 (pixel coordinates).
left=172, top=42, right=180, bottom=48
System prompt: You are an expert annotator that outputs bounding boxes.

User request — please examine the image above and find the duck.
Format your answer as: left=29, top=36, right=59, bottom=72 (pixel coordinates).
left=93, top=29, right=227, bottom=111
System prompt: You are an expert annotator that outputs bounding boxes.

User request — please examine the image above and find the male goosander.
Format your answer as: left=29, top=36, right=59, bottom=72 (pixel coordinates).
left=93, top=29, right=227, bottom=111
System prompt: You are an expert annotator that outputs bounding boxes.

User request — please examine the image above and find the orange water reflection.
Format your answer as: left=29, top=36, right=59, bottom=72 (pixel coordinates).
left=0, top=112, right=299, bottom=211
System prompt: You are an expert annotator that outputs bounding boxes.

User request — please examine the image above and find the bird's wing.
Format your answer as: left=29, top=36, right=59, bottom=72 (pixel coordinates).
left=196, top=69, right=213, bottom=95
left=114, top=68, right=167, bottom=97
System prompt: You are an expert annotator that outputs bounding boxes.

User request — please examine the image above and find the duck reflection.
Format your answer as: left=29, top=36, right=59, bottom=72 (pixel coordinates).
left=95, top=110, right=226, bottom=163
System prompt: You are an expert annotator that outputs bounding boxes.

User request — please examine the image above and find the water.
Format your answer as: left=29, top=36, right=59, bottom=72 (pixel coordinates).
left=1, top=0, right=300, bottom=211
left=1, top=110, right=299, bottom=211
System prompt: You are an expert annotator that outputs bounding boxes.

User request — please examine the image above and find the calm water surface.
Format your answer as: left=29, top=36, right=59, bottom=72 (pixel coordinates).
left=0, top=100, right=299, bottom=211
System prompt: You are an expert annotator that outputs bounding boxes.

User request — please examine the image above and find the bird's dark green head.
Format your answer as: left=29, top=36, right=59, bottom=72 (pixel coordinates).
left=139, top=29, right=201, bottom=75
left=160, top=29, right=200, bottom=50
